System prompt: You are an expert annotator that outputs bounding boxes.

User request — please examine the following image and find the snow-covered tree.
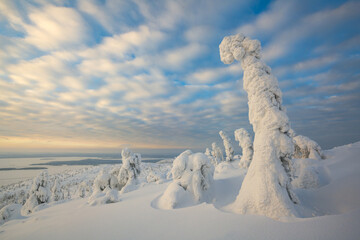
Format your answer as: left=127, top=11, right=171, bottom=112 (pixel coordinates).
left=205, top=148, right=211, bottom=157
left=118, top=148, right=141, bottom=193
left=0, top=204, right=22, bottom=225
left=77, top=181, right=92, bottom=198
left=293, top=135, right=325, bottom=160
left=158, top=150, right=214, bottom=209
left=219, top=130, right=235, bottom=162
left=51, top=179, right=64, bottom=202
left=234, top=128, right=253, bottom=168
left=205, top=147, right=216, bottom=165
left=21, top=171, right=51, bottom=215
left=211, top=142, right=224, bottom=164
left=220, top=33, right=299, bottom=219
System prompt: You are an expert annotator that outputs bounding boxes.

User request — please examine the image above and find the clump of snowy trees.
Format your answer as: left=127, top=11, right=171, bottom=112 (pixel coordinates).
left=21, top=171, right=51, bottom=215
left=220, top=33, right=299, bottom=219
left=88, top=148, right=142, bottom=205
left=158, top=150, right=214, bottom=209
left=234, top=128, right=253, bottom=168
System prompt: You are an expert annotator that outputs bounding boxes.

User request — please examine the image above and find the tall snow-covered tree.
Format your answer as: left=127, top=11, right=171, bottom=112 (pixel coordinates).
left=234, top=128, right=253, bottom=168
left=220, top=33, right=299, bottom=219
left=219, top=130, right=235, bottom=162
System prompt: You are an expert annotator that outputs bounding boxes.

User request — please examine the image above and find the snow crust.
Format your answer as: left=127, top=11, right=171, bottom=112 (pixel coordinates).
left=157, top=150, right=214, bottom=209
left=219, top=131, right=235, bottom=162
left=220, top=33, right=298, bottom=219
left=293, top=135, right=325, bottom=160
left=234, top=128, right=253, bottom=168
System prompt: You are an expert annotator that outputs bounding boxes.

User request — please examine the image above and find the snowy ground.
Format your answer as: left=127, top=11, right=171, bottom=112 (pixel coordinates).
left=1, top=142, right=360, bottom=239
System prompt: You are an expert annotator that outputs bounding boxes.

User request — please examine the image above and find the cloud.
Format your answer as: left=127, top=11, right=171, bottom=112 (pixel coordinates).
left=261, top=1, right=360, bottom=61
left=24, top=5, right=89, bottom=51
left=186, top=64, right=242, bottom=84
left=160, top=43, right=207, bottom=70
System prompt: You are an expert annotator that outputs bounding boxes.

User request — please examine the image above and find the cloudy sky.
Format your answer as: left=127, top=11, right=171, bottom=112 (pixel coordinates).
left=0, top=0, right=359, bottom=153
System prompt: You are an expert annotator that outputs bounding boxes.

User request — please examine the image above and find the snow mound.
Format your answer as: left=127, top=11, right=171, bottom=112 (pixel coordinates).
left=156, top=150, right=214, bottom=209
left=88, top=187, right=120, bottom=206
left=0, top=204, right=22, bottom=225
left=292, top=158, right=330, bottom=189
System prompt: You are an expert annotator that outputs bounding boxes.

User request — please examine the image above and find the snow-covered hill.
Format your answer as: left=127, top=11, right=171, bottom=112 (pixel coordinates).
left=1, top=142, right=360, bottom=240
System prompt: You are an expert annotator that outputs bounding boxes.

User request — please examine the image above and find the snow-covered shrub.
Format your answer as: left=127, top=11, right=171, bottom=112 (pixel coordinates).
left=88, top=187, right=120, bottom=206
left=219, top=130, right=235, bottom=162
left=93, top=170, right=115, bottom=192
left=220, top=33, right=299, bottom=219
left=293, top=135, right=325, bottom=160
left=51, top=179, right=64, bottom=202
left=234, top=128, right=253, bottom=168
left=211, top=142, right=224, bottom=164
left=118, top=148, right=142, bottom=193
left=77, top=181, right=92, bottom=198
left=146, top=171, right=163, bottom=183
left=158, top=150, right=214, bottom=209
left=21, top=171, right=51, bottom=215
left=0, top=204, right=22, bottom=225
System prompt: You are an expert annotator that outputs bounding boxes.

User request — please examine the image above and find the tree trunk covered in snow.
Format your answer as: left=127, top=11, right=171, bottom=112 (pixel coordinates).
left=220, top=34, right=299, bottom=218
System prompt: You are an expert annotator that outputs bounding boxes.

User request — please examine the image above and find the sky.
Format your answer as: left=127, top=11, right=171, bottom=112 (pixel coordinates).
left=0, top=0, right=359, bottom=154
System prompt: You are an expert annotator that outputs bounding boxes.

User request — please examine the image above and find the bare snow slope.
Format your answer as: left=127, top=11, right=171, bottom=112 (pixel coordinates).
left=1, top=142, right=360, bottom=240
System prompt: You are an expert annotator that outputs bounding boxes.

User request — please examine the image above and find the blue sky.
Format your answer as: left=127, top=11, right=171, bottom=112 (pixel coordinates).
left=0, top=0, right=359, bottom=153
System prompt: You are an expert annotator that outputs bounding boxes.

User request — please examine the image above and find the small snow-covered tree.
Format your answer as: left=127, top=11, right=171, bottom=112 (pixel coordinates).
left=118, top=148, right=141, bottom=193
left=205, top=147, right=217, bottom=165
left=51, top=179, right=64, bottom=202
left=234, top=128, right=253, bottom=168
left=205, top=148, right=211, bottom=157
left=0, top=204, right=22, bottom=225
left=211, top=142, right=224, bottom=164
left=293, top=135, right=325, bottom=160
left=21, top=171, right=51, bottom=215
left=158, top=150, right=214, bottom=209
left=220, top=33, right=299, bottom=219
left=219, top=130, right=235, bottom=162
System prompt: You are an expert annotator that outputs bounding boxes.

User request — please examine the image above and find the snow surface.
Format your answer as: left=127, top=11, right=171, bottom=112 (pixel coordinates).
left=0, top=142, right=360, bottom=239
